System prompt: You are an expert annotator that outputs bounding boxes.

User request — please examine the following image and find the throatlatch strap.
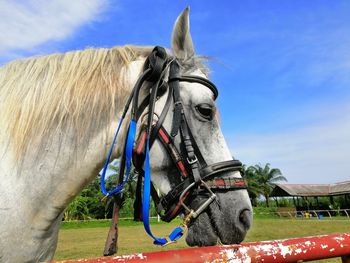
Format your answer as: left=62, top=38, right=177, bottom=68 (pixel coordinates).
left=133, top=172, right=143, bottom=221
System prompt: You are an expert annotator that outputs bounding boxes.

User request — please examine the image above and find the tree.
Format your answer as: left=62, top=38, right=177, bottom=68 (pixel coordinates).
left=64, top=176, right=112, bottom=220
left=64, top=162, right=138, bottom=220
left=242, top=164, right=261, bottom=206
left=251, top=163, right=287, bottom=207
left=64, top=195, right=90, bottom=220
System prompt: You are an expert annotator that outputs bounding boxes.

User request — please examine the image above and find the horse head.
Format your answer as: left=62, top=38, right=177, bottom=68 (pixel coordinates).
left=124, top=8, right=252, bottom=246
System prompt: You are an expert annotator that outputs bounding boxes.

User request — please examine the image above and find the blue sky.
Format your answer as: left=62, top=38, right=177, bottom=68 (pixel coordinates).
left=1, top=1, right=349, bottom=184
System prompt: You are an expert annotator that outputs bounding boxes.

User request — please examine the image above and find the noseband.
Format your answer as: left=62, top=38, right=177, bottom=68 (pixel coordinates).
left=100, top=46, right=247, bottom=245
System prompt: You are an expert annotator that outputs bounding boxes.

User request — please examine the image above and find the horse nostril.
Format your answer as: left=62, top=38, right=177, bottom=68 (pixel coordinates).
left=239, top=209, right=252, bottom=229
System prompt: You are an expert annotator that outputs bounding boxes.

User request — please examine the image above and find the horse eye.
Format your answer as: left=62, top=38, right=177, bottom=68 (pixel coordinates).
left=195, top=104, right=214, bottom=120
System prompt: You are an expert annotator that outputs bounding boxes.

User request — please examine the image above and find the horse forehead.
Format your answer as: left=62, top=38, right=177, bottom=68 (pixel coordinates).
left=180, top=70, right=214, bottom=103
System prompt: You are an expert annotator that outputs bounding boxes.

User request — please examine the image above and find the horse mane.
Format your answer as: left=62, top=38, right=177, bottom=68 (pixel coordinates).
left=0, top=45, right=209, bottom=162
left=0, top=45, right=153, bottom=161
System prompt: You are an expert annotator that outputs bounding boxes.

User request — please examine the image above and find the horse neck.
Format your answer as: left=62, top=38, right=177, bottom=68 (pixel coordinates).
left=0, top=59, right=145, bottom=261
left=0, top=119, right=127, bottom=261
left=2, top=58, right=147, bottom=213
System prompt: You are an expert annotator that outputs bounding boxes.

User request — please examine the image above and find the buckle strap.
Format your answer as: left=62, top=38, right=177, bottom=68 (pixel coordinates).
left=205, top=178, right=247, bottom=190
left=180, top=116, right=201, bottom=184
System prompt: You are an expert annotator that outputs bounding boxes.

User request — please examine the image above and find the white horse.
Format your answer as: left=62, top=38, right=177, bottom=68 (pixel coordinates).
left=0, top=8, right=252, bottom=262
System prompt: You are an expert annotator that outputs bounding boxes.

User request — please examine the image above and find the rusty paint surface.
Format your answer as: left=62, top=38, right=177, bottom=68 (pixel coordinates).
left=58, top=233, right=350, bottom=263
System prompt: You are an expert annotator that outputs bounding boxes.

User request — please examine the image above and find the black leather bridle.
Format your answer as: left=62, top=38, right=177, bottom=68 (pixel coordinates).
left=124, top=46, right=247, bottom=222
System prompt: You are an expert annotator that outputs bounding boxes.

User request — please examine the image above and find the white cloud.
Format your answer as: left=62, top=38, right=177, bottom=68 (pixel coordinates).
left=229, top=103, right=350, bottom=184
left=0, top=0, right=108, bottom=56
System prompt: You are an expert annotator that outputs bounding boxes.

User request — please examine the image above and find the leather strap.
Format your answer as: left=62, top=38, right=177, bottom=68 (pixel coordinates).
left=170, top=62, right=182, bottom=137
left=179, top=114, right=201, bottom=184
left=157, top=126, right=189, bottom=179
left=205, top=177, right=247, bottom=190
left=169, top=75, right=218, bottom=100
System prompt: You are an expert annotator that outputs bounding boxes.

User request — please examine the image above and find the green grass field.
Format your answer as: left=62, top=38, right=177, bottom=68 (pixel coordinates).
left=55, top=218, right=350, bottom=262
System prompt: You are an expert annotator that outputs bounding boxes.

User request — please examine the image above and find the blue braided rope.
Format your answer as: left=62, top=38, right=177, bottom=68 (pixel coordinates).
left=100, top=119, right=136, bottom=197
left=142, top=139, right=184, bottom=245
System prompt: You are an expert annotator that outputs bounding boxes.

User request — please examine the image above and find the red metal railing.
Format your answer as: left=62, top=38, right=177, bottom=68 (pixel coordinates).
left=60, top=233, right=350, bottom=263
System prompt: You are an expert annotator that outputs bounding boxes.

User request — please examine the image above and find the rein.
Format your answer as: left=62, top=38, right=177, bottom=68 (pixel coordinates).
left=100, top=46, right=247, bottom=249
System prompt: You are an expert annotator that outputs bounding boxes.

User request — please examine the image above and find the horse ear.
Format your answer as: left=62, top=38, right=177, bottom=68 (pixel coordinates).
left=171, top=7, right=195, bottom=61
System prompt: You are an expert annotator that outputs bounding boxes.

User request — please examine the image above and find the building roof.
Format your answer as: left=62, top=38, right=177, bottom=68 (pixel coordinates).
left=270, top=181, right=350, bottom=197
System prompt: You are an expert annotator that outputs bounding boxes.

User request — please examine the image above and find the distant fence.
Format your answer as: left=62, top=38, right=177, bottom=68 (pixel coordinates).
left=254, top=209, right=350, bottom=219
left=59, top=233, right=350, bottom=263
left=275, top=209, right=350, bottom=219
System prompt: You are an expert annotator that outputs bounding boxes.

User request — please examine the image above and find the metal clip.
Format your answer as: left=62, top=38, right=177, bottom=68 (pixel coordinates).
left=179, top=180, right=217, bottom=220
left=101, top=194, right=110, bottom=204
left=161, top=213, right=192, bottom=247
left=179, top=182, right=196, bottom=214
left=161, top=238, right=177, bottom=247
left=187, top=155, right=198, bottom=165
left=174, top=101, right=182, bottom=107
left=181, top=210, right=194, bottom=227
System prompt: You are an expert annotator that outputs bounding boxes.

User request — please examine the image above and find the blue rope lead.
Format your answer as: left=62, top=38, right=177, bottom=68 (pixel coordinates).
left=100, top=119, right=136, bottom=197
left=142, top=139, right=184, bottom=245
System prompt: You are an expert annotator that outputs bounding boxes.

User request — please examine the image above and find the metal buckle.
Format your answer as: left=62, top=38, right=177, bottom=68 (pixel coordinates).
left=181, top=210, right=194, bottom=227
left=101, top=193, right=112, bottom=204
left=161, top=215, right=191, bottom=247
left=174, top=101, right=182, bottom=107
left=161, top=238, right=177, bottom=247
left=179, top=180, right=216, bottom=220
left=187, top=155, right=198, bottom=165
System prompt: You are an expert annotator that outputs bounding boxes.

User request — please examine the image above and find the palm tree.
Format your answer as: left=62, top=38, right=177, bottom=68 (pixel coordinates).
left=251, top=163, right=287, bottom=207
